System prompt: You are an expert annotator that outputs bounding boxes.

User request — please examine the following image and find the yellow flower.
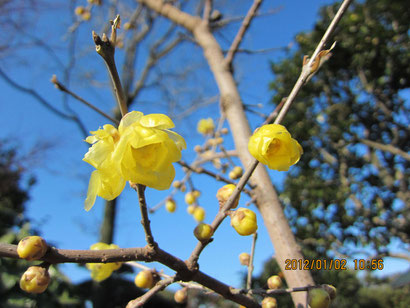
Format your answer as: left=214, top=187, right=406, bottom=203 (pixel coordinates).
left=83, top=112, right=185, bottom=211
left=83, top=124, right=126, bottom=211
left=86, top=243, right=122, bottom=282
left=197, top=118, right=215, bottom=135
left=113, top=111, right=186, bottom=190
left=248, top=124, right=303, bottom=171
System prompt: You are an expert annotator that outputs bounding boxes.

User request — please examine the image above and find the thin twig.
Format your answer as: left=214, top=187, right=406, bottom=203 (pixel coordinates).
left=92, top=15, right=128, bottom=116
left=127, top=276, right=176, bottom=308
left=246, top=232, right=258, bottom=289
left=203, top=0, right=212, bottom=23
left=50, top=75, right=119, bottom=124
left=272, top=0, right=353, bottom=125
left=224, top=0, right=263, bottom=67
left=132, top=184, right=156, bottom=247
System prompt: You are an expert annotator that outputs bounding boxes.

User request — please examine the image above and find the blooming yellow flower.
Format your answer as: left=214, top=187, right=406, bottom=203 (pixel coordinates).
left=86, top=243, right=122, bottom=282
left=197, top=118, right=215, bottom=135
left=83, top=124, right=126, bottom=211
left=113, top=111, right=186, bottom=190
left=248, top=124, right=303, bottom=171
left=83, top=112, right=185, bottom=211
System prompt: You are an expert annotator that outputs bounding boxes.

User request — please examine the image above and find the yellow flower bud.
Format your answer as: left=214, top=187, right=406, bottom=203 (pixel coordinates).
left=239, top=252, right=250, bottom=266
left=215, top=137, right=224, bottom=145
left=221, top=127, right=229, bottom=135
left=75, top=6, right=85, bottom=15
left=197, top=118, right=215, bottom=135
left=194, top=145, right=202, bottom=152
left=185, top=192, right=196, bottom=205
left=180, top=184, right=187, bottom=192
left=308, top=288, right=331, bottom=308
left=20, top=266, right=50, bottom=294
left=248, top=124, right=302, bottom=171
left=194, top=223, right=214, bottom=241
left=172, top=180, right=181, bottom=189
left=174, top=288, right=188, bottom=304
left=193, top=206, right=206, bottom=222
left=123, top=22, right=133, bottom=30
left=230, top=208, right=257, bottom=236
left=267, top=275, right=282, bottom=289
left=216, top=184, right=239, bottom=209
left=261, top=297, right=277, bottom=308
left=81, top=10, right=91, bottom=21
left=233, top=166, right=243, bottom=177
left=17, top=236, right=48, bottom=261
left=187, top=205, right=196, bottom=215
left=193, top=190, right=201, bottom=198
left=134, top=270, right=155, bottom=289
left=165, top=199, right=177, bottom=213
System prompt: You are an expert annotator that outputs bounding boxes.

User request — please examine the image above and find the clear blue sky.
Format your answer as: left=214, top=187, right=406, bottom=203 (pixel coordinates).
left=0, top=0, right=407, bottom=290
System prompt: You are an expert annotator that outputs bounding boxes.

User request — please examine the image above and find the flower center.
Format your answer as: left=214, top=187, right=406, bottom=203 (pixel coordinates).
left=131, top=143, right=161, bottom=169
left=267, top=139, right=281, bottom=156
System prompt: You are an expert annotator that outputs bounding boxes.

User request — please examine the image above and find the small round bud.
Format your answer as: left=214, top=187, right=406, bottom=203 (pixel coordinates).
left=194, top=145, right=202, bottom=152
left=308, top=288, right=331, bottom=308
left=207, top=138, right=217, bottom=146
left=81, top=10, right=91, bottom=21
left=197, top=118, right=215, bottom=135
left=239, top=252, right=250, bottom=266
left=165, top=199, right=177, bottom=213
left=172, top=180, right=181, bottom=189
left=193, top=190, right=201, bottom=198
left=123, top=22, right=133, bottom=30
left=75, top=6, right=85, bottom=15
left=193, top=206, right=206, bottom=222
left=174, top=288, right=188, bottom=304
left=20, top=266, right=50, bottom=294
left=233, top=166, right=243, bottom=177
left=230, top=208, right=257, bottom=236
left=194, top=223, right=214, bottom=241
left=185, top=192, right=196, bottom=205
left=134, top=270, right=155, bottom=289
left=17, top=236, right=48, bottom=261
left=187, top=205, right=196, bottom=215
left=321, top=284, right=337, bottom=300
left=216, top=184, right=239, bottom=209
left=221, top=127, right=229, bottom=135
left=261, top=297, right=277, bottom=308
left=215, top=137, right=224, bottom=145
left=180, top=184, right=187, bottom=192
left=267, top=275, right=282, bottom=290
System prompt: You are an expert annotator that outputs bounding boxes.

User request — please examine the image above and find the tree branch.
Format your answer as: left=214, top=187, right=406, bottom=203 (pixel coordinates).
left=359, top=138, right=410, bottom=161
left=224, top=0, right=262, bottom=68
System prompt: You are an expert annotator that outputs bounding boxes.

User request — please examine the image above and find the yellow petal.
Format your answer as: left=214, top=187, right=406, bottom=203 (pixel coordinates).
left=85, top=170, right=101, bottom=211
left=165, top=130, right=187, bottom=150
left=140, top=113, right=175, bottom=129
left=119, top=111, right=144, bottom=133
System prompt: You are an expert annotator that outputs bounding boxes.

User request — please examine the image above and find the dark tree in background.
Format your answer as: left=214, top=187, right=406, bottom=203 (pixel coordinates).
left=270, top=0, right=409, bottom=258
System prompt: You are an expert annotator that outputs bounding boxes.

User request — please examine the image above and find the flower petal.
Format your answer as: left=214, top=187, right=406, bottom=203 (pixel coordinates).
left=140, top=113, right=175, bottom=129
left=85, top=170, right=101, bottom=211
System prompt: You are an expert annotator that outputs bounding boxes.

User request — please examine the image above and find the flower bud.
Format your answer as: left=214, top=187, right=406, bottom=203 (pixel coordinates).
left=230, top=208, right=257, bottom=236
left=193, top=190, right=201, bottom=198
left=174, top=288, right=188, bottom=304
left=261, top=297, right=277, bottom=308
left=20, top=266, right=50, bottom=294
left=197, top=118, right=215, bottom=135
left=216, top=184, right=239, bottom=209
left=267, top=275, right=282, bottom=289
left=308, top=288, right=331, bottom=308
left=134, top=270, right=155, bottom=289
left=193, top=206, right=206, bottom=222
left=17, top=236, right=48, bottom=261
left=194, top=145, right=202, bottom=152
left=172, top=180, right=181, bottom=189
left=75, top=6, right=85, bottom=15
left=221, top=128, right=229, bottom=135
left=165, top=199, right=177, bottom=213
left=321, top=284, right=337, bottom=300
left=239, top=252, right=250, bottom=266
left=187, top=205, right=196, bottom=215
left=185, top=192, right=196, bottom=205
left=233, top=166, right=243, bottom=177
left=194, top=223, right=214, bottom=241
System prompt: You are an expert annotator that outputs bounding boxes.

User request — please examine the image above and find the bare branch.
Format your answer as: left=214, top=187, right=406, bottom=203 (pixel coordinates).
left=224, top=0, right=263, bottom=67
left=359, top=138, right=410, bottom=161
left=246, top=232, right=258, bottom=289
left=51, top=75, right=119, bottom=124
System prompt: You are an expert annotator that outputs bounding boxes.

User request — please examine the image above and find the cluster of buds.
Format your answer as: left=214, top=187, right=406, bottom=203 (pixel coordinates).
left=172, top=180, right=186, bottom=192
left=228, top=166, right=243, bottom=180
left=74, top=6, right=91, bottom=21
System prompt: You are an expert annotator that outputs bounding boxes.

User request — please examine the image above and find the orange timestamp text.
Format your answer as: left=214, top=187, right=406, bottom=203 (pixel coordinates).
left=285, top=259, right=347, bottom=270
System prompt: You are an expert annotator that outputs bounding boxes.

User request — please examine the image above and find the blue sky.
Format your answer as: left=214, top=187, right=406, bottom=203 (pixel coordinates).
left=0, top=0, right=408, bottom=291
